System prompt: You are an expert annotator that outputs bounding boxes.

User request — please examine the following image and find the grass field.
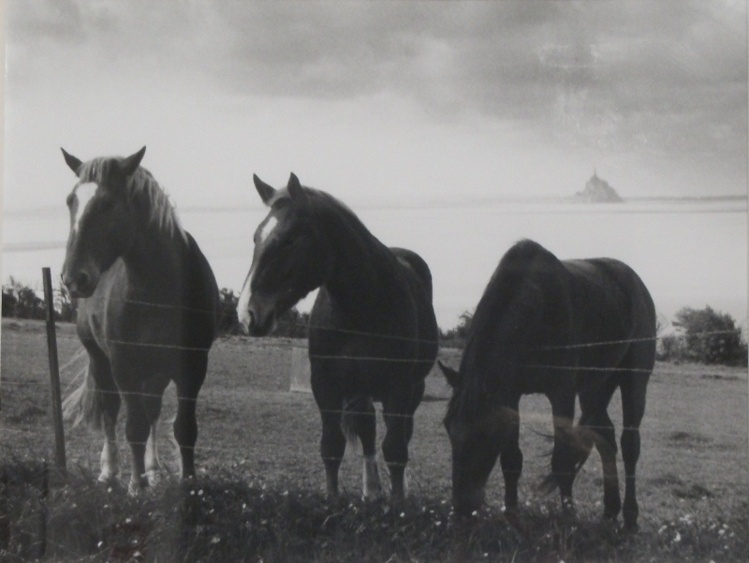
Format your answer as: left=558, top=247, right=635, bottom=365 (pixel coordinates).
left=1, top=318, right=747, bottom=561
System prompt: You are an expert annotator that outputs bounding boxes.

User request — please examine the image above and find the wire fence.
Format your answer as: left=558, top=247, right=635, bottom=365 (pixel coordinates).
left=2, top=287, right=747, bottom=498
left=2, top=315, right=746, bottom=443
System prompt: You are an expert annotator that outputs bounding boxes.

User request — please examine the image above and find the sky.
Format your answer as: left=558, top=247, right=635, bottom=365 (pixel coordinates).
left=2, top=0, right=747, bottom=329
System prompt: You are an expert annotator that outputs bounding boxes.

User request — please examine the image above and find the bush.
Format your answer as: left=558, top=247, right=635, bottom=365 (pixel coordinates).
left=440, top=310, right=473, bottom=347
left=217, top=288, right=241, bottom=334
left=2, top=278, right=76, bottom=322
left=217, top=287, right=308, bottom=338
left=672, top=306, right=747, bottom=366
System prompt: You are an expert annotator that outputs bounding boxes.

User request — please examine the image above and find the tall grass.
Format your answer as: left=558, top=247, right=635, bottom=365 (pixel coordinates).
left=1, top=463, right=746, bottom=562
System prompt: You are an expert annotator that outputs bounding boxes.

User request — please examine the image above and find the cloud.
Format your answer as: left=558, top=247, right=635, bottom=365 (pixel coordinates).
left=6, top=0, right=746, bottom=165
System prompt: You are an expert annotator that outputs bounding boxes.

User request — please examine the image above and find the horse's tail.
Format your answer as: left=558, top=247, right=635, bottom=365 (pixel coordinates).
left=340, top=396, right=375, bottom=453
left=62, top=363, right=103, bottom=431
left=538, top=424, right=594, bottom=495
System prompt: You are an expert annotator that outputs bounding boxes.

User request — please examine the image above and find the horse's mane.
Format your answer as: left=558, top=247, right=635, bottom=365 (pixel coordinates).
left=79, top=157, right=187, bottom=242
left=277, top=186, right=392, bottom=263
left=447, top=239, right=554, bottom=420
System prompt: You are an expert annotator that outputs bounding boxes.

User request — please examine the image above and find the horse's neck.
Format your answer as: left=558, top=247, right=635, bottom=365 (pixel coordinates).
left=324, top=220, right=402, bottom=314
left=122, top=223, right=189, bottom=299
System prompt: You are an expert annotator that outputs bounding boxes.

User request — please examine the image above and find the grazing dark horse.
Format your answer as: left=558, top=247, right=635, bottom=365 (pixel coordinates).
left=237, top=173, right=438, bottom=499
left=60, top=147, right=219, bottom=493
left=438, top=239, right=655, bottom=530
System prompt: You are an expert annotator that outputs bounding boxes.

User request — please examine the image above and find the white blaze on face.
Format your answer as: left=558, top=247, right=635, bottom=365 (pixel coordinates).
left=72, top=182, right=99, bottom=233
left=259, top=215, right=278, bottom=243
left=236, top=212, right=280, bottom=331
left=237, top=269, right=254, bottom=331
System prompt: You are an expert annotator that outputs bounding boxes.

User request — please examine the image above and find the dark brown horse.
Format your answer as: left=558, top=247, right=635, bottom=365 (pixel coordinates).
left=438, top=239, right=655, bottom=530
left=60, top=147, right=219, bottom=493
left=237, top=173, right=438, bottom=499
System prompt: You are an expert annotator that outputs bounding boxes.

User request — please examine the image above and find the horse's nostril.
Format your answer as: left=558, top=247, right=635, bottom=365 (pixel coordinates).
left=76, top=271, right=90, bottom=289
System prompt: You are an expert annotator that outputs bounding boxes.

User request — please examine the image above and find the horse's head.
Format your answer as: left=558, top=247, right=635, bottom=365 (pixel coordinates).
left=60, top=147, right=146, bottom=297
left=438, top=360, right=502, bottom=516
left=237, top=173, right=332, bottom=336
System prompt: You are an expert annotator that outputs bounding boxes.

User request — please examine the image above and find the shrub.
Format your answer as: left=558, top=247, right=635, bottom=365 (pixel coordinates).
left=440, top=310, right=473, bottom=347
left=672, top=306, right=747, bottom=366
left=217, top=287, right=308, bottom=338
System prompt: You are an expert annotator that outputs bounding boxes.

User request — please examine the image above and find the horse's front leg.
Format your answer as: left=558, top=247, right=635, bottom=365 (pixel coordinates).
left=319, top=407, right=346, bottom=496
left=311, top=373, right=346, bottom=496
left=123, top=396, right=151, bottom=494
left=99, top=395, right=121, bottom=483
left=85, top=351, right=121, bottom=483
left=144, top=422, right=162, bottom=485
left=498, top=402, right=522, bottom=515
left=549, top=391, right=578, bottom=515
left=120, top=367, right=169, bottom=494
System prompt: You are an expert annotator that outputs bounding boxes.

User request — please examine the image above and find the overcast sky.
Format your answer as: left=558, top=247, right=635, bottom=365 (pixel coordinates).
left=2, top=0, right=747, bottom=328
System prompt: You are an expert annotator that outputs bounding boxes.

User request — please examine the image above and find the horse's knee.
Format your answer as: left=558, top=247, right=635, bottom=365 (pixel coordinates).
left=381, top=431, right=409, bottom=465
left=620, top=428, right=641, bottom=467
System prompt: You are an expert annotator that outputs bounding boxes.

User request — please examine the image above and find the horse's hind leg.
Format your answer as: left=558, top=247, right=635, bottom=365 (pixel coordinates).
left=343, top=397, right=382, bottom=498
left=381, top=381, right=425, bottom=500
left=173, top=354, right=208, bottom=480
left=579, top=377, right=621, bottom=521
left=619, top=369, right=650, bottom=531
left=592, top=411, right=621, bottom=520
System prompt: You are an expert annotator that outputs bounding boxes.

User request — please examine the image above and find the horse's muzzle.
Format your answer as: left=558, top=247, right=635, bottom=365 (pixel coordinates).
left=248, top=309, right=276, bottom=336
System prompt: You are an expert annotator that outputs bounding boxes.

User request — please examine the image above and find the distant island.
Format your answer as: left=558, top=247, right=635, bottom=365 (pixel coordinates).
left=572, top=171, right=623, bottom=203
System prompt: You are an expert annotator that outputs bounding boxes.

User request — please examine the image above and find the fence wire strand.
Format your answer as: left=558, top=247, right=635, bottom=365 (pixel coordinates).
left=2, top=314, right=746, bottom=485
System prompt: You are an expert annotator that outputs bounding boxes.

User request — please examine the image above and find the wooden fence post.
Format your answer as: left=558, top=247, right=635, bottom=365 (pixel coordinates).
left=42, top=268, right=67, bottom=475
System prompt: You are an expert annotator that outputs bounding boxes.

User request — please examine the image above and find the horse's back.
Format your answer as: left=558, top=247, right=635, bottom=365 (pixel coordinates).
left=563, top=256, right=656, bottom=353
left=465, top=239, right=655, bottom=385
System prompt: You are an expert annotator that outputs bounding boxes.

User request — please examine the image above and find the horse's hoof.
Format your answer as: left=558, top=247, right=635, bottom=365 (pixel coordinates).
left=128, top=477, right=149, bottom=496
left=97, top=472, right=120, bottom=485
left=560, top=497, right=577, bottom=519
left=146, top=469, right=162, bottom=487
left=361, top=488, right=384, bottom=502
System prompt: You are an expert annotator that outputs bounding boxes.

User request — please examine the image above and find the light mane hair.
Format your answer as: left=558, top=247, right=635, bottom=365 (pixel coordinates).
left=78, top=156, right=187, bottom=242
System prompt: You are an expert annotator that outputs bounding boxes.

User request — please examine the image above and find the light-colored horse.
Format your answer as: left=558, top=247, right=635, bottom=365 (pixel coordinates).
left=61, top=147, right=219, bottom=493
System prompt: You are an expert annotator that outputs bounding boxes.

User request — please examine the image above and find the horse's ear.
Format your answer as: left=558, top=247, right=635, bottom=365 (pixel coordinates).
left=253, top=174, right=277, bottom=205
left=61, top=148, right=83, bottom=176
left=118, top=146, right=146, bottom=176
left=437, top=360, right=462, bottom=388
left=287, top=173, right=308, bottom=206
